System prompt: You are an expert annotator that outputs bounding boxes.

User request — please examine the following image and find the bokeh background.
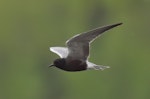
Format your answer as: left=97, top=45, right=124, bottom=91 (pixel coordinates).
left=0, top=0, right=150, bottom=99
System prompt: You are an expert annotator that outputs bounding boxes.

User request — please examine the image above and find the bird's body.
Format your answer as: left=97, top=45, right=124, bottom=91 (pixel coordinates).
left=53, top=58, right=87, bottom=71
left=49, top=23, right=122, bottom=72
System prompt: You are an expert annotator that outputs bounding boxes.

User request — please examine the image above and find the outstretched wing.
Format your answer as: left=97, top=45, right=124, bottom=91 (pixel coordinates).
left=66, top=23, right=122, bottom=61
left=50, top=47, right=68, bottom=58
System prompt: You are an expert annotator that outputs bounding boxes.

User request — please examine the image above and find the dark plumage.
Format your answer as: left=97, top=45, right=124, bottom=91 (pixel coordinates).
left=49, top=23, right=122, bottom=72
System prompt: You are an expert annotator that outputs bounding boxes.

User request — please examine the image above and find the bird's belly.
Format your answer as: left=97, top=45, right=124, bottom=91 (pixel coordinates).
left=65, top=60, right=87, bottom=71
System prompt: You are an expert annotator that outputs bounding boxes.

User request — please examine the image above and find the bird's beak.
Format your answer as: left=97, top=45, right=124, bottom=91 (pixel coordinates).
left=49, top=64, right=54, bottom=67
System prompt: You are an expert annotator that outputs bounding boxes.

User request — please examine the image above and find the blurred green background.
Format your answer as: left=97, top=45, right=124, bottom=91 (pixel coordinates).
left=0, top=0, right=150, bottom=99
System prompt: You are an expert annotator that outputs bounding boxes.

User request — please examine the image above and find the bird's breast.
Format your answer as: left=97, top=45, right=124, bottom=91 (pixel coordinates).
left=65, top=60, right=87, bottom=71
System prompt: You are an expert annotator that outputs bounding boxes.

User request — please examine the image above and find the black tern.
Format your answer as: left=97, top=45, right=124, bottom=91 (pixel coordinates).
left=49, top=23, right=122, bottom=72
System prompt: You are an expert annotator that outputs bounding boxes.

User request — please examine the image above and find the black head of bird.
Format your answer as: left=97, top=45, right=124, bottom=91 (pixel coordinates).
left=49, top=23, right=122, bottom=72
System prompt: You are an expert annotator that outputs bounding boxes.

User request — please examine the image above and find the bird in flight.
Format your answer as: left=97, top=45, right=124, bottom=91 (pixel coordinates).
left=49, top=23, right=122, bottom=72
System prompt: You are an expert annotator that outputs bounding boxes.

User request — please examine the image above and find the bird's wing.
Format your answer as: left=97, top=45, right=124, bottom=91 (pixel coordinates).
left=50, top=47, right=68, bottom=58
left=66, top=23, right=122, bottom=61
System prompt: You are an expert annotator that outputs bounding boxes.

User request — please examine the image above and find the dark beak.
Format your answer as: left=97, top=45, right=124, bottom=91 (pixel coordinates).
left=49, top=64, right=54, bottom=67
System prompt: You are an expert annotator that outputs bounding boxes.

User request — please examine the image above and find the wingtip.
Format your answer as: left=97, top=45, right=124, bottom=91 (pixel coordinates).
left=115, top=22, right=123, bottom=26
left=93, top=22, right=123, bottom=32
left=49, top=47, right=52, bottom=51
left=49, top=47, right=55, bottom=52
left=109, top=22, right=123, bottom=27
left=100, top=22, right=123, bottom=32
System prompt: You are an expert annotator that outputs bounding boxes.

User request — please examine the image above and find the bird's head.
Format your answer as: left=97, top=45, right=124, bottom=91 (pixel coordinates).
left=49, top=58, right=66, bottom=68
